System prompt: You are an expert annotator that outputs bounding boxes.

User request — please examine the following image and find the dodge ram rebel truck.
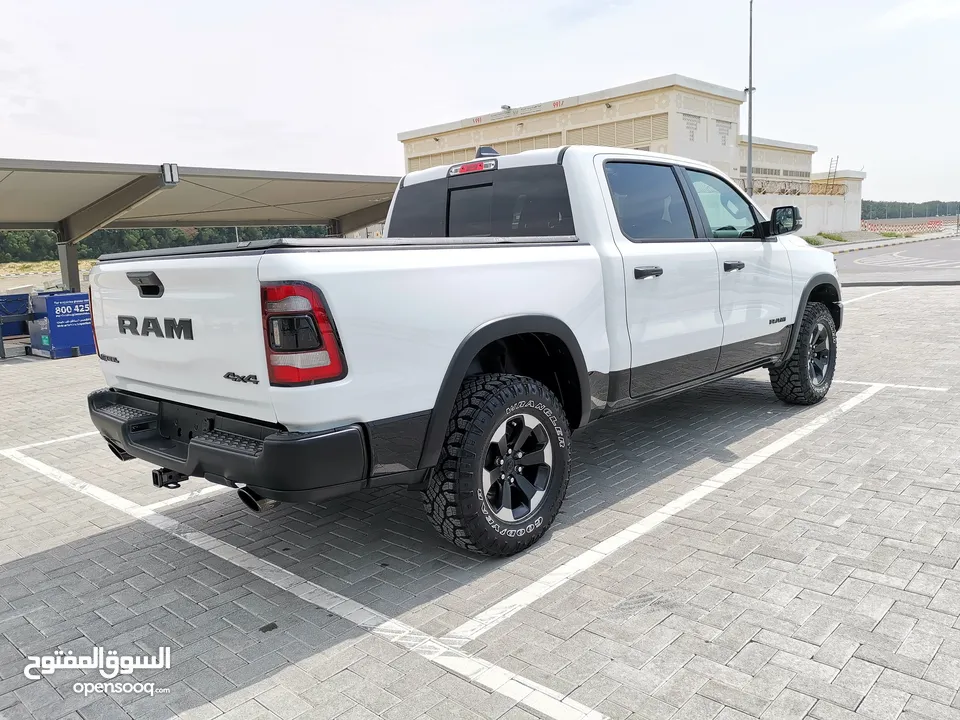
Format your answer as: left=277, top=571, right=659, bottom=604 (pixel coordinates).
left=87, top=145, right=842, bottom=556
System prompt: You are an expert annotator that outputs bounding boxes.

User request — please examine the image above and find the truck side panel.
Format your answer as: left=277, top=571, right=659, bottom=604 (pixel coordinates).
left=257, top=243, right=609, bottom=433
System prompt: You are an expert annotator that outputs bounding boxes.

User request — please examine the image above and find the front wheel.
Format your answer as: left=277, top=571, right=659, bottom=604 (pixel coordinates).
left=422, top=374, right=571, bottom=556
left=769, top=301, right=838, bottom=405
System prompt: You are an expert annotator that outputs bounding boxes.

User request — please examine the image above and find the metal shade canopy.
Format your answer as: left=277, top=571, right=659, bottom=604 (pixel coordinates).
left=0, top=158, right=400, bottom=290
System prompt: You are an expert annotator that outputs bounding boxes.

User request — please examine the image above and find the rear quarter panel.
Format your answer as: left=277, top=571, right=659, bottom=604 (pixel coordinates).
left=258, top=243, right=608, bottom=431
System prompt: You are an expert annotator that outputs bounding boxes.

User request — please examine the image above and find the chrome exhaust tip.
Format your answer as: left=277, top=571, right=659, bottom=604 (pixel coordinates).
left=237, top=486, right=280, bottom=513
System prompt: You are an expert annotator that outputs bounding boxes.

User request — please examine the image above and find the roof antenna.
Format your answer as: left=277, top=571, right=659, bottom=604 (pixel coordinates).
left=476, top=146, right=499, bottom=158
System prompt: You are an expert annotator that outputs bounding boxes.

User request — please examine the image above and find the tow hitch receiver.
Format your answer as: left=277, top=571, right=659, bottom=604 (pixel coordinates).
left=152, top=468, right=188, bottom=489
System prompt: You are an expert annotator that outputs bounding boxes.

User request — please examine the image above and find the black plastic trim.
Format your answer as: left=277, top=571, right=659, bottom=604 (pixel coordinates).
left=88, top=389, right=367, bottom=500
left=98, top=236, right=586, bottom=264
left=366, top=410, right=431, bottom=476
left=630, top=346, right=721, bottom=397
left=126, top=271, right=164, bottom=298
left=99, top=239, right=282, bottom=262
left=588, top=353, right=781, bottom=422
left=673, top=166, right=710, bottom=239
left=557, top=146, right=571, bottom=164
left=88, top=389, right=433, bottom=503
left=418, top=315, right=591, bottom=470
left=368, top=467, right=429, bottom=489
left=716, top=326, right=792, bottom=372
left=777, top=273, right=842, bottom=366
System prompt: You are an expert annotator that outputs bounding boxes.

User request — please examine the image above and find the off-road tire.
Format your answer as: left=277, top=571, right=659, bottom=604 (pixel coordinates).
left=422, top=373, right=571, bottom=556
left=769, top=301, right=837, bottom=405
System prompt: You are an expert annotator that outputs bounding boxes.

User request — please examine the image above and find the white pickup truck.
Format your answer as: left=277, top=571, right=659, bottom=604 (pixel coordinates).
left=87, top=145, right=842, bottom=556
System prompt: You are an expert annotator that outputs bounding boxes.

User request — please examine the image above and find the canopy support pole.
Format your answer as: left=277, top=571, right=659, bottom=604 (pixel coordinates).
left=55, top=163, right=180, bottom=291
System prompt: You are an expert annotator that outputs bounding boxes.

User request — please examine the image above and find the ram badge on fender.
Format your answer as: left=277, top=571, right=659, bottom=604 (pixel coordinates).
left=85, top=145, right=842, bottom=556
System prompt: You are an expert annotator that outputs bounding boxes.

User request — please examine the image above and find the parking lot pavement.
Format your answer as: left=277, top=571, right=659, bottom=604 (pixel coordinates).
left=836, top=236, right=960, bottom=285
left=2, top=287, right=960, bottom=720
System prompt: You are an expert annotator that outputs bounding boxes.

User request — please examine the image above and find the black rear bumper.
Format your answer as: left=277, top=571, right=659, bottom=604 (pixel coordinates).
left=87, top=389, right=368, bottom=502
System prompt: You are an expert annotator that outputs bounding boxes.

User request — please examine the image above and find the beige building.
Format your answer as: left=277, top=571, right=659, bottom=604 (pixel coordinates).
left=396, top=74, right=864, bottom=235
left=398, top=74, right=750, bottom=178
left=738, top=136, right=816, bottom=186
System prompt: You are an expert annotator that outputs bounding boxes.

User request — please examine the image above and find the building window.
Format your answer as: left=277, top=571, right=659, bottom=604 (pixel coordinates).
left=682, top=114, right=701, bottom=142
left=716, top=120, right=733, bottom=146
left=739, top=166, right=789, bottom=177
left=566, top=113, right=668, bottom=148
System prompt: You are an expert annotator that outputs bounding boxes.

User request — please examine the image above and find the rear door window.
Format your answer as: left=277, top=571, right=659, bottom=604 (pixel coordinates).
left=388, top=164, right=575, bottom=238
left=603, top=162, right=697, bottom=241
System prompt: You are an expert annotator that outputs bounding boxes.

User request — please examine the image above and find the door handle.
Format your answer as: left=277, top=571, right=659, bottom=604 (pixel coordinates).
left=634, top=266, right=663, bottom=279
left=724, top=261, right=745, bottom=272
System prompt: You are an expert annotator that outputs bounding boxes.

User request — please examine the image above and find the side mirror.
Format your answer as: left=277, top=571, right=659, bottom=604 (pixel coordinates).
left=769, top=206, right=803, bottom=236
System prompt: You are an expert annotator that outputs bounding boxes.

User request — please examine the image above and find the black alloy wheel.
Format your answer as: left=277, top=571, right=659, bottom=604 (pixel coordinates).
left=482, top=412, right=554, bottom=523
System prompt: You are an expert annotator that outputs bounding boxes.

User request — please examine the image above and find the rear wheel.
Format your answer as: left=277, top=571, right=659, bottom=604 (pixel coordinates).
left=422, top=373, right=570, bottom=556
left=769, top=301, right=837, bottom=405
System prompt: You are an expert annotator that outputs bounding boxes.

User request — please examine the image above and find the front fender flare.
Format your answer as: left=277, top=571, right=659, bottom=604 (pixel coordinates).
left=776, top=273, right=842, bottom=366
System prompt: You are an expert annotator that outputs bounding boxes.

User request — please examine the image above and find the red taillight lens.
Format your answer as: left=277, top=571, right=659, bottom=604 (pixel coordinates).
left=88, top=286, right=100, bottom=357
left=260, top=282, right=346, bottom=386
left=448, top=159, right=497, bottom=176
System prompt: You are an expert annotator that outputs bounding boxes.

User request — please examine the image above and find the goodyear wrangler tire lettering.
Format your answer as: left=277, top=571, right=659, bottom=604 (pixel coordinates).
left=423, top=374, right=571, bottom=556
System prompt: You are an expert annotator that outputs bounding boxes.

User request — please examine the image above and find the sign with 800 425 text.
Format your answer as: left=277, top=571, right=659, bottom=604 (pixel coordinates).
left=52, top=298, right=91, bottom=329
left=28, top=292, right=96, bottom=359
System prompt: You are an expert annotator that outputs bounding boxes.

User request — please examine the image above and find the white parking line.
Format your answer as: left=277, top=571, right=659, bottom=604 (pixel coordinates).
left=0, top=448, right=605, bottom=720
left=6, top=431, right=99, bottom=452
left=442, top=384, right=886, bottom=647
left=143, top=484, right=231, bottom=510
left=834, top=380, right=949, bottom=392
left=842, top=288, right=902, bottom=304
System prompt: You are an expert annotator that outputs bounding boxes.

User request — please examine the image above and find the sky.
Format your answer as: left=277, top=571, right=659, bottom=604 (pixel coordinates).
left=0, top=0, right=958, bottom=202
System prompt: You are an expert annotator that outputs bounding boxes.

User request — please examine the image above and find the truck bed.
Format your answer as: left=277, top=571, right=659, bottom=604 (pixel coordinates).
left=98, top=235, right=582, bottom=263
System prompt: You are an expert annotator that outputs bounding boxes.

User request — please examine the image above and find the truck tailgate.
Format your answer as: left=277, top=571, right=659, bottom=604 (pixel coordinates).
left=89, top=254, right=277, bottom=423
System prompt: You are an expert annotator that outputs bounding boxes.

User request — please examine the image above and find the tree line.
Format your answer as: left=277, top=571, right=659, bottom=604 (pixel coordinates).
left=2, top=198, right=958, bottom=262
left=861, top=200, right=960, bottom=220
left=0, top=225, right=332, bottom=263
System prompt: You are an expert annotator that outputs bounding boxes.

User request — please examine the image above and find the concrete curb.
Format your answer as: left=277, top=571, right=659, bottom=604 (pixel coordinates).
left=827, top=233, right=959, bottom=255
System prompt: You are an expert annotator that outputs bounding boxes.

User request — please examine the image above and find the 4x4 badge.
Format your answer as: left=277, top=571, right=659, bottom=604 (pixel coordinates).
left=224, top=372, right=259, bottom=384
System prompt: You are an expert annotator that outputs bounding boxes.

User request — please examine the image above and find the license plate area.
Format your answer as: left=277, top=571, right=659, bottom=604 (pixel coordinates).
left=157, top=402, right=216, bottom=445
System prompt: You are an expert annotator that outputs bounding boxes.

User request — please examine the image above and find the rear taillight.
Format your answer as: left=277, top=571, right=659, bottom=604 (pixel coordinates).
left=260, top=282, right=346, bottom=386
left=88, top=286, right=100, bottom=357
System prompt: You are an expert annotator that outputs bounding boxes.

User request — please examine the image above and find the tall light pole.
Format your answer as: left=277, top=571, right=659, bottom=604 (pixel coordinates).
left=746, top=0, right=754, bottom=196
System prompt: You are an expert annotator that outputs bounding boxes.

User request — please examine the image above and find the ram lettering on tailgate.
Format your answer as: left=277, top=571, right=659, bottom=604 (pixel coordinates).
left=118, top=316, right=194, bottom=340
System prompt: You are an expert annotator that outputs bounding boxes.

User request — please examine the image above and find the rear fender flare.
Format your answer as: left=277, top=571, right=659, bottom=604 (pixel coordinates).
left=417, top=315, right=590, bottom=470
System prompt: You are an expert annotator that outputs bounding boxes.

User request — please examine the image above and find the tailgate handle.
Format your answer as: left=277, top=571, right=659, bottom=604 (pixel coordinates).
left=127, top=271, right=164, bottom=298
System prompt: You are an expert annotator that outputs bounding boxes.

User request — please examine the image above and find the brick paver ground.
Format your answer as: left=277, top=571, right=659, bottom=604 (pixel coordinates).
left=2, top=286, right=960, bottom=719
